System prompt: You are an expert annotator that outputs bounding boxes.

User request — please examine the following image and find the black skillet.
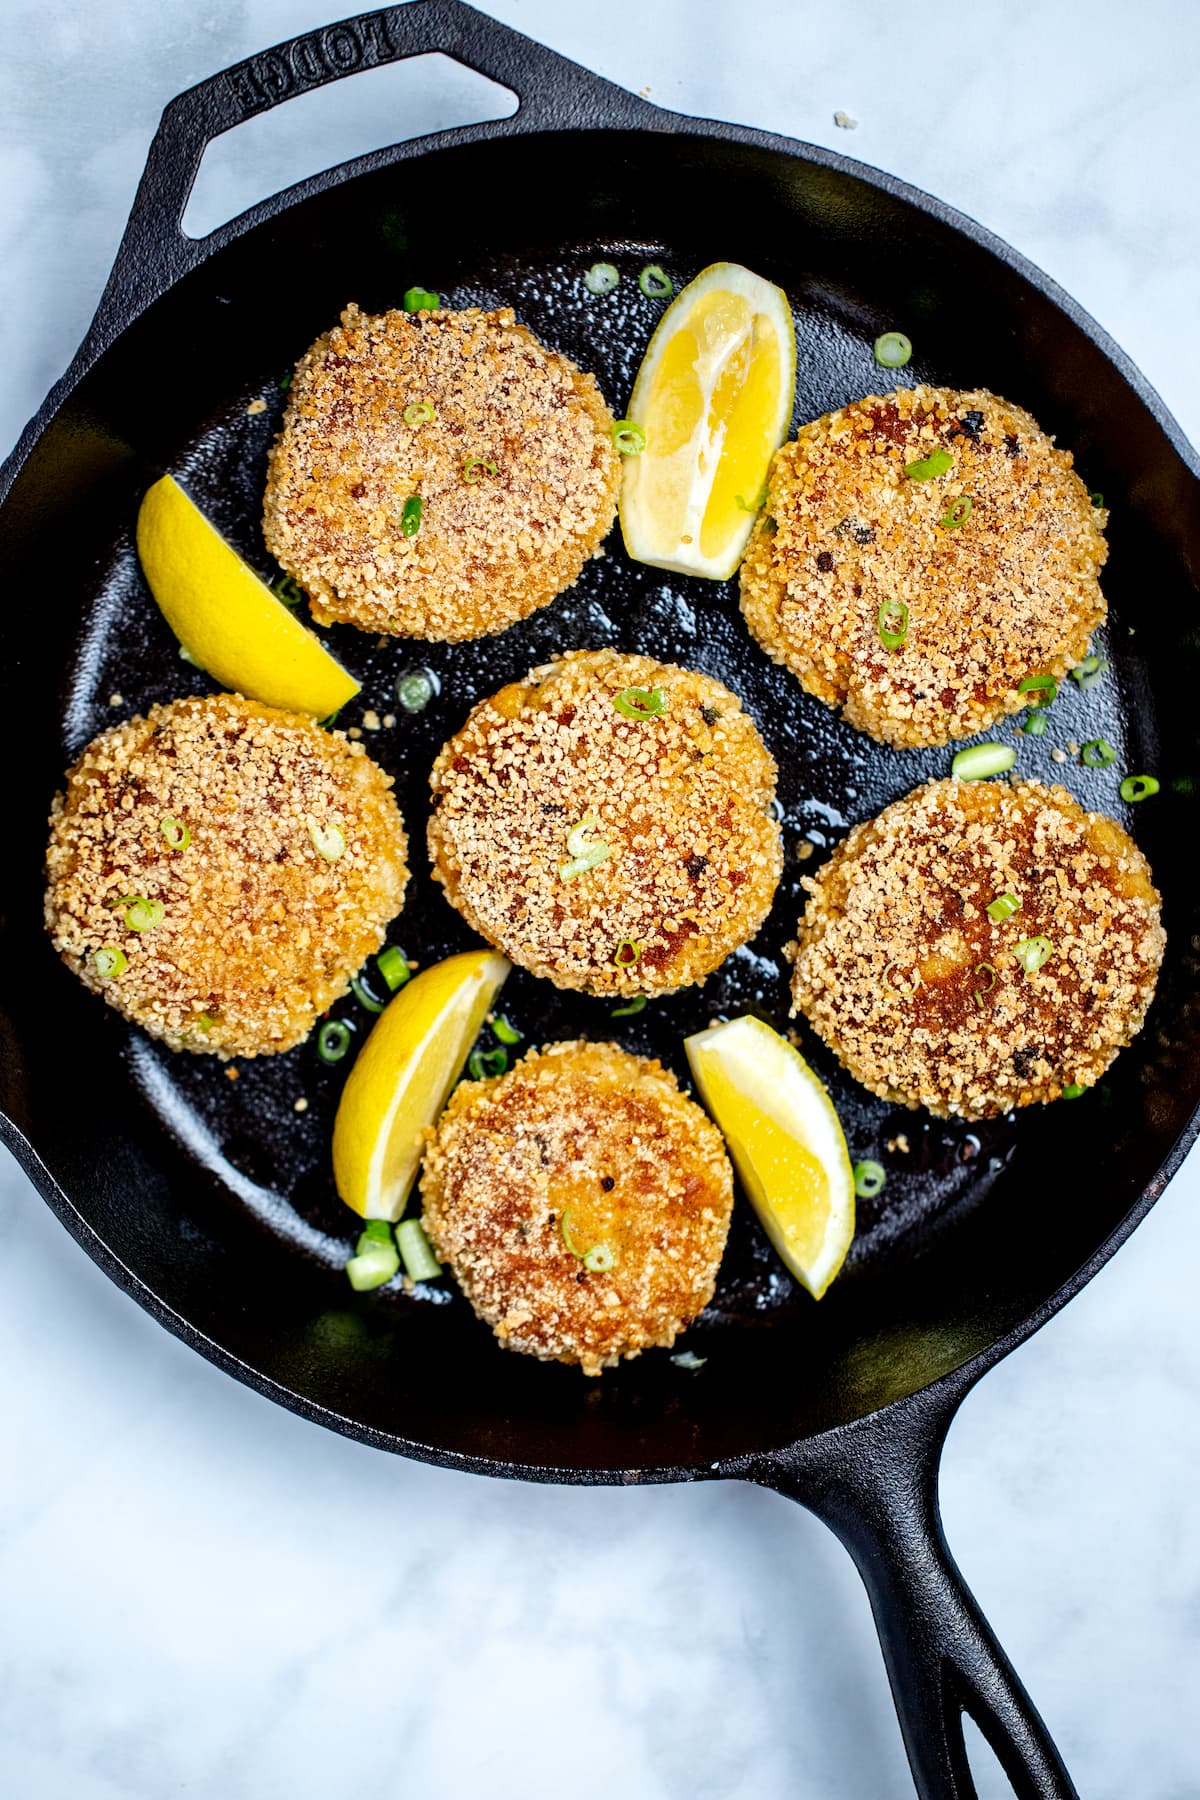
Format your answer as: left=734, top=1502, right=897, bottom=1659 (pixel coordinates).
left=2, top=5, right=1198, bottom=1795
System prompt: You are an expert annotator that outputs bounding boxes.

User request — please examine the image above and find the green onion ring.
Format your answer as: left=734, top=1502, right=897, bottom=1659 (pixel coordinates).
left=1018, top=673, right=1057, bottom=708
left=638, top=263, right=672, bottom=298
left=317, top=1019, right=353, bottom=1064
left=853, top=1160, right=886, bottom=1198
left=395, top=667, right=439, bottom=713
left=1080, top=738, right=1117, bottom=768
left=878, top=598, right=909, bottom=649
left=376, top=946, right=411, bottom=992
left=1089, top=492, right=1104, bottom=508
left=583, top=1243, right=616, bottom=1273
left=400, top=495, right=423, bottom=536
left=404, top=400, right=435, bottom=424
left=272, top=575, right=305, bottom=609
left=403, top=286, right=440, bottom=312
left=1119, top=774, right=1160, bottom=803
left=463, top=457, right=498, bottom=483
left=350, top=973, right=385, bottom=1015
left=1070, top=654, right=1108, bottom=691
left=559, top=818, right=611, bottom=881
left=611, top=420, right=647, bottom=456
left=951, top=743, right=1017, bottom=781
left=613, top=687, right=665, bottom=719
left=973, top=961, right=998, bottom=1007
left=613, top=938, right=642, bottom=969
left=307, top=817, right=347, bottom=862
left=1012, top=936, right=1054, bottom=974
left=92, top=945, right=127, bottom=981
left=903, top=448, right=953, bottom=480
left=490, top=1013, right=521, bottom=1046
left=873, top=331, right=913, bottom=368
left=467, top=1046, right=508, bottom=1081
left=160, top=816, right=191, bottom=851
left=986, top=893, right=1020, bottom=922
left=396, top=1218, right=442, bottom=1281
left=583, top=261, right=620, bottom=295
left=1024, top=713, right=1048, bottom=738
left=1062, top=1083, right=1088, bottom=1100
left=939, top=495, right=974, bottom=530
left=612, top=994, right=647, bottom=1018
left=345, top=1230, right=400, bottom=1291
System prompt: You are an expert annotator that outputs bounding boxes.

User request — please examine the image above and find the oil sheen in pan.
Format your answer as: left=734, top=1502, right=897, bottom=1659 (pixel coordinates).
left=61, top=239, right=1140, bottom=1336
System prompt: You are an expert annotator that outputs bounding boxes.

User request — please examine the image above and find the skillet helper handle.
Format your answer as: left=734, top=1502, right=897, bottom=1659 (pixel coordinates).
left=87, top=0, right=654, bottom=348
left=765, top=1395, right=1079, bottom=1800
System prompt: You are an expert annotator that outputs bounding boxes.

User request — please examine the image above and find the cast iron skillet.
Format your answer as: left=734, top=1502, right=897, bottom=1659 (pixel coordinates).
left=2, top=5, right=1199, bottom=1794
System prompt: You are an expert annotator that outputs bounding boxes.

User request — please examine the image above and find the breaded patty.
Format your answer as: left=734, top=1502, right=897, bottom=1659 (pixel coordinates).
left=740, top=386, right=1107, bottom=748
left=262, top=303, right=620, bottom=641
left=421, top=1040, right=734, bottom=1374
left=790, top=779, right=1164, bottom=1119
left=45, top=694, right=409, bottom=1057
left=427, top=650, right=783, bottom=996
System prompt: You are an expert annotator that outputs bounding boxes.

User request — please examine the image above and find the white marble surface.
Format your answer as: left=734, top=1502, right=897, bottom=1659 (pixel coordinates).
left=2, top=3, right=1199, bottom=1796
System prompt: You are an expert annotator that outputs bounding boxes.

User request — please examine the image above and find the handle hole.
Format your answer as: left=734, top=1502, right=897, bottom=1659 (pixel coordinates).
left=962, top=1714, right=1021, bottom=1799
left=182, top=52, right=517, bottom=239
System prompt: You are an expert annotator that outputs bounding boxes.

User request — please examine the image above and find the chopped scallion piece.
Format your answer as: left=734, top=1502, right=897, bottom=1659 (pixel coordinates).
left=463, top=457, right=498, bottom=482
left=611, top=420, right=647, bottom=456
left=853, top=1160, right=886, bottom=1199
left=1062, top=1083, right=1087, bottom=1099
left=1012, top=935, right=1054, bottom=974
left=403, top=286, right=440, bottom=312
left=360, top=1220, right=393, bottom=1245
left=613, top=686, right=665, bottom=719
left=973, top=961, right=998, bottom=1007
left=1070, top=654, right=1108, bottom=690
left=345, top=1227, right=400, bottom=1291
left=583, top=261, right=620, bottom=295
left=1024, top=712, right=1048, bottom=738
left=1119, top=774, right=1159, bottom=803
left=559, top=817, right=611, bottom=881
left=638, top=263, right=672, bottom=298
left=307, top=817, right=346, bottom=862
left=951, top=743, right=1016, bottom=781
left=376, top=946, right=410, bottom=992
left=395, top=667, right=439, bottom=713
left=1089, top=492, right=1104, bottom=508
left=904, top=448, right=953, bottom=480
left=317, top=1019, right=353, bottom=1064
left=92, top=945, right=127, bottom=980
left=467, top=1045, right=508, bottom=1081
left=272, top=575, right=305, bottom=608
left=490, top=1012, right=521, bottom=1045
left=986, top=893, right=1020, bottom=922
left=160, top=816, right=191, bottom=851
left=878, top=598, right=909, bottom=649
left=1018, top=673, right=1057, bottom=708
left=873, top=331, right=913, bottom=368
left=559, top=1209, right=583, bottom=1257
left=583, top=1243, right=615, bottom=1273
left=404, top=400, right=435, bottom=424
left=613, top=938, right=642, bottom=969
left=125, top=896, right=165, bottom=932
left=401, top=495, right=423, bottom=536
left=939, top=495, right=974, bottom=530
left=350, top=973, right=385, bottom=1014
left=735, top=487, right=768, bottom=512
left=612, top=994, right=647, bottom=1018
left=396, top=1218, right=442, bottom=1281
left=1080, top=738, right=1117, bottom=768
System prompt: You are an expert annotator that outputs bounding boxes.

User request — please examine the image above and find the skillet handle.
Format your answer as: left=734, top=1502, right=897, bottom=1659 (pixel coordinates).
left=760, top=1392, right=1079, bottom=1800
left=84, top=0, right=654, bottom=352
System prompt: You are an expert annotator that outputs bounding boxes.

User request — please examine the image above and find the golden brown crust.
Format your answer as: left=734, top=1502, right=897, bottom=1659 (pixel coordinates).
left=262, top=303, right=621, bottom=641
left=789, top=778, right=1164, bottom=1118
left=44, top=694, right=409, bottom=1057
left=740, top=386, right=1107, bottom=747
left=427, top=650, right=783, bottom=996
left=421, top=1041, right=734, bottom=1374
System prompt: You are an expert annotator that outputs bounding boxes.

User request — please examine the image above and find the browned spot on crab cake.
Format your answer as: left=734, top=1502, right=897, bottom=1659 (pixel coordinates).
left=427, top=649, right=783, bottom=997
left=421, top=1041, right=734, bottom=1375
left=262, top=302, right=621, bottom=642
left=44, top=694, right=409, bottom=1058
left=790, top=778, right=1163, bottom=1120
left=740, top=385, right=1108, bottom=748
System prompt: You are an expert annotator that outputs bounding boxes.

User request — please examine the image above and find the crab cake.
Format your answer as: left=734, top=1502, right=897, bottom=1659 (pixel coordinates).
left=740, top=386, right=1108, bottom=748
left=427, top=650, right=783, bottom=996
left=421, top=1040, right=734, bottom=1374
left=790, top=779, right=1164, bottom=1120
left=45, top=694, right=409, bottom=1058
left=262, top=303, right=620, bottom=642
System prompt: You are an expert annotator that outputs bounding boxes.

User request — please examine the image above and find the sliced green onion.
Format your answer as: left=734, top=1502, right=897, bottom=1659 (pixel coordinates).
left=904, top=448, right=953, bottom=481
left=396, top=667, right=438, bottom=713
left=986, top=893, right=1020, bottom=922
left=874, top=331, right=913, bottom=368
left=878, top=598, right=909, bottom=649
left=125, top=897, right=165, bottom=932
left=1018, top=673, right=1057, bottom=708
left=307, top=817, right=346, bottom=862
left=1089, top=492, right=1104, bottom=508
left=1062, top=1083, right=1088, bottom=1100
left=613, top=939, right=642, bottom=970
left=951, top=743, right=1016, bottom=781
left=463, top=457, right=498, bottom=483
left=613, top=686, right=665, bottom=719
left=583, top=1243, right=615, bottom=1273
left=467, top=1046, right=508, bottom=1081
left=194, top=1012, right=217, bottom=1033
left=1081, top=738, right=1117, bottom=768
left=318, top=1019, right=353, bottom=1064
left=401, top=495, right=422, bottom=536
left=612, top=994, right=647, bottom=1018
left=345, top=1227, right=400, bottom=1291
left=973, top=961, right=997, bottom=1007
left=1119, top=774, right=1159, bottom=803
left=178, top=644, right=203, bottom=667
left=160, top=816, right=191, bottom=851
left=360, top=1219, right=393, bottom=1245
left=1012, top=936, right=1054, bottom=974
left=939, top=495, right=974, bottom=530
left=376, top=946, right=411, bottom=992
left=559, top=1209, right=583, bottom=1257
left=272, top=575, right=306, bottom=608
left=1024, top=712, right=1048, bottom=738
left=92, top=945, right=127, bottom=980
left=319, top=707, right=344, bottom=731
left=350, top=973, right=385, bottom=1015
left=1070, top=654, right=1108, bottom=691
left=583, top=261, right=620, bottom=295
left=490, top=1013, right=521, bottom=1046
left=396, top=1218, right=442, bottom=1281
left=671, top=1350, right=707, bottom=1371
left=735, top=487, right=768, bottom=513
left=638, top=263, right=672, bottom=298
left=853, top=1160, right=886, bottom=1199
left=404, top=400, right=435, bottom=424
left=559, top=817, right=611, bottom=881
left=403, top=286, right=440, bottom=312
left=611, top=420, right=646, bottom=456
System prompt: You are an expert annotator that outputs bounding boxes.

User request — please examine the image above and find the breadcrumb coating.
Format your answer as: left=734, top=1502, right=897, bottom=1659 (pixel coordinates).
left=740, top=386, right=1108, bottom=747
left=790, top=778, right=1164, bottom=1119
left=45, top=694, right=409, bottom=1057
left=421, top=1040, right=734, bottom=1374
left=427, top=650, right=783, bottom=996
left=262, top=303, right=621, bottom=641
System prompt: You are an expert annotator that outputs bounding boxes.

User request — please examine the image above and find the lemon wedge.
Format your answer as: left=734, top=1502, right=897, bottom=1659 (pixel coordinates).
left=332, top=950, right=511, bottom=1222
left=619, top=262, right=796, bottom=580
left=685, top=1015, right=854, bottom=1299
left=136, top=475, right=359, bottom=718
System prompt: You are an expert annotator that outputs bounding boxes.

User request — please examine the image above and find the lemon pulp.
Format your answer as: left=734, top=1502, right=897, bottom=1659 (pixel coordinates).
left=136, top=475, right=359, bottom=718
left=332, top=950, right=511, bottom=1222
left=685, top=1014, right=854, bottom=1298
